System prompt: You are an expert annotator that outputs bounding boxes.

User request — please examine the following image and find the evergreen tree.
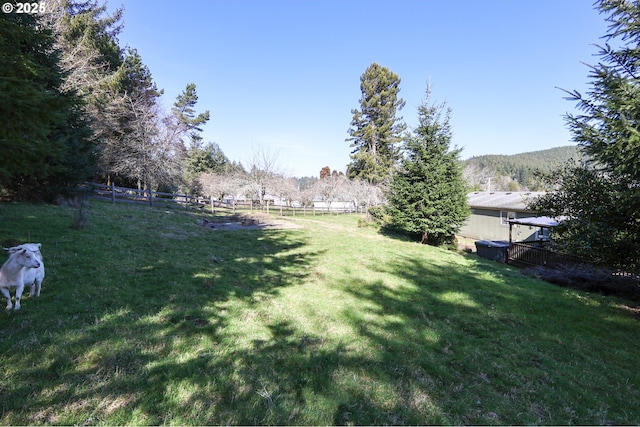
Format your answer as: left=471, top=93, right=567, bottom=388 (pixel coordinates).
left=184, top=142, right=230, bottom=184
left=529, top=161, right=636, bottom=268
left=347, top=63, right=406, bottom=185
left=171, top=83, right=210, bottom=148
left=531, top=0, right=640, bottom=271
left=0, top=11, right=95, bottom=200
left=43, top=0, right=128, bottom=184
left=117, top=48, right=162, bottom=100
left=386, top=87, right=469, bottom=245
left=163, top=83, right=210, bottom=192
left=55, top=0, right=123, bottom=69
left=564, top=0, right=640, bottom=181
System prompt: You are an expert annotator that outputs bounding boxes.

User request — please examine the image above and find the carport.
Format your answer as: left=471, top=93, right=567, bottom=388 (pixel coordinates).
left=507, top=216, right=568, bottom=266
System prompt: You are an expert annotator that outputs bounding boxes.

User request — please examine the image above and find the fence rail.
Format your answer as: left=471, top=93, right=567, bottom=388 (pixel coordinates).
left=508, top=241, right=640, bottom=281
left=508, top=242, right=583, bottom=267
left=86, top=182, right=369, bottom=216
left=88, top=182, right=208, bottom=210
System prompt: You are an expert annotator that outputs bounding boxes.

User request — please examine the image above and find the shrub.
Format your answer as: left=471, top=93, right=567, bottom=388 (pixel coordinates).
left=70, top=190, right=90, bottom=230
left=367, top=206, right=390, bottom=225
left=357, top=217, right=376, bottom=228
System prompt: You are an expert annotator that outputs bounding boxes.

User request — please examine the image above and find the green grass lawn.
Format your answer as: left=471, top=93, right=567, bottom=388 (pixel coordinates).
left=1, top=200, right=639, bottom=425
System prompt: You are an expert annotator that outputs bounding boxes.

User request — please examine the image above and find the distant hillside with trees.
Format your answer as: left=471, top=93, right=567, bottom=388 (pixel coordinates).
left=462, top=145, right=583, bottom=191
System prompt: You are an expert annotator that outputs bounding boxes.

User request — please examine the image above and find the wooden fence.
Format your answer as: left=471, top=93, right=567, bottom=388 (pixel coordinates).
left=88, top=182, right=210, bottom=211
left=508, top=242, right=584, bottom=268
left=86, top=182, right=367, bottom=216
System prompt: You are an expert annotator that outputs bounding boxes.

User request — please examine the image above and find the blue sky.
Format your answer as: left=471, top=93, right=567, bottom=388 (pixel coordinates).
left=107, top=0, right=608, bottom=177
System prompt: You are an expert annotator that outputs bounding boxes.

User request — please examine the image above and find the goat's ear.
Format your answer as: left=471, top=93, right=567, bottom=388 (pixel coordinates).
left=36, top=243, right=42, bottom=249
left=3, top=247, right=17, bottom=254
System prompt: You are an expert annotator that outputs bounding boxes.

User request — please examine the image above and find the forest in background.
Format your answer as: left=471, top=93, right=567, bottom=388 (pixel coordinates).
left=461, top=145, right=582, bottom=191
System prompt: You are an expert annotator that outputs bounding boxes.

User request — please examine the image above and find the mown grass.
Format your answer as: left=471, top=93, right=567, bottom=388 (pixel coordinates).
left=1, top=200, right=639, bottom=425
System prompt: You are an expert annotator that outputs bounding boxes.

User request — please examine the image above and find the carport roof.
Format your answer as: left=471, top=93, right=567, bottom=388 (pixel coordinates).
left=508, top=216, right=566, bottom=228
left=467, top=191, right=546, bottom=211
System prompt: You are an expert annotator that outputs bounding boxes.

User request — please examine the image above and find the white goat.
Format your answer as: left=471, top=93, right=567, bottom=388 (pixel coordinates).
left=0, top=248, right=41, bottom=310
left=4, top=243, right=45, bottom=297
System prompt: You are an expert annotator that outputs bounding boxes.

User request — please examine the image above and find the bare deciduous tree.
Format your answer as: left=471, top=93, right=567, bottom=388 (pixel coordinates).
left=346, top=179, right=384, bottom=215
left=298, top=186, right=316, bottom=215
left=314, top=174, right=349, bottom=214
left=270, top=176, right=299, bottom=216
left=109, top=94, right=184, bottom=191
left=462, top=163, right=496, bottom=191
left=241, top=146, right=284, bottom=210
left=198, top=171, right=244, bottom=213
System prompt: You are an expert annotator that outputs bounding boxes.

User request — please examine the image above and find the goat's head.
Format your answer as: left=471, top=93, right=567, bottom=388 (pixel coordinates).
left=4, top=243, right=42, bottom=259
left=11, top=249, right=41, bottom=269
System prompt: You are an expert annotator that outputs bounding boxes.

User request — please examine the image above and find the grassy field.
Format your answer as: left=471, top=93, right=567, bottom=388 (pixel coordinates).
left=1, top=200, right=639, bottom=425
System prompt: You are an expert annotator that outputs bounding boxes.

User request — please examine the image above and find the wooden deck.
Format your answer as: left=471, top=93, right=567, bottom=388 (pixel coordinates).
left=508, top=242, right=583, bottom=267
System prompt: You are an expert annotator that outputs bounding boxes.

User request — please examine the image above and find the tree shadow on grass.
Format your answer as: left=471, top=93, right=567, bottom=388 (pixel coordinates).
left=0, top=218, right=327, bottom=425
left=0, top=208, right=482, bottom=424
left=1, top=204, right=639, bottom=425
left=330, top=253, right=640, bottom=425
left=376, top=223, right=418, bottom=243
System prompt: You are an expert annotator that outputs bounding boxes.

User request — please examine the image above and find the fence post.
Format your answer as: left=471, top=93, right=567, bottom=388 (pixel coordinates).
left=111, top=182, right=116, bottom=204
left=148, top=188, right=153, bottom=207
left=185, top=194, right=188, bottom=210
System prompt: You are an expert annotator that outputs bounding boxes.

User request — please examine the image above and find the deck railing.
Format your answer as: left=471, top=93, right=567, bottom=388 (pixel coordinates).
left=508, top=242, right=583, bottom=267
left=508, top=242, right=640, bottom=284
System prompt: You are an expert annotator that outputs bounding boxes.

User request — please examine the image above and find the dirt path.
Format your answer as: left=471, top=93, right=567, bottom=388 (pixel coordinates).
left=200, top=213, right=303, bottom=231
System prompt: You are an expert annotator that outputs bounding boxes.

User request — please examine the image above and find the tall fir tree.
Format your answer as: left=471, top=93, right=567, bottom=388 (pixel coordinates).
left=168, top=83, right=211, bottom=192
left=172, top=83, right=210, bottom=148
left=530, top=0, right=640, bottom=270
left=0, top=11, right=95, bottom=200
left=564, top=0, right=640, bottom=181
left=346, top=63, right=406, bottom=185
left=43, top=0, right=129, bottom=185
left=386, top=86, right=469, bottom=245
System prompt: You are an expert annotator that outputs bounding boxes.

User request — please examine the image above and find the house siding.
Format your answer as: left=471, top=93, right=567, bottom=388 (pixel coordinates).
left=459, top=208, right=541, bottom=241
left=458, top=192, right=546, bottom=241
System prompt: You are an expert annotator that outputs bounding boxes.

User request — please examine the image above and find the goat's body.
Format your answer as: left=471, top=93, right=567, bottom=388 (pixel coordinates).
left=7, top=243, right=45, bottom=297
left=0, top=248, right=41, bottom=310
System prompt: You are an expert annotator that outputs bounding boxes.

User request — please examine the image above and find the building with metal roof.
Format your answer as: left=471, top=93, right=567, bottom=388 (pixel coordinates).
left=458, top=191, right=547, bottom=241
left=466, top=191, right=546, bottom=211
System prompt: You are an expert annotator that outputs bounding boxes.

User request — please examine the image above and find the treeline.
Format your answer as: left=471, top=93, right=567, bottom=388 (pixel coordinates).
left=0, top=1, right=386, bottom=206
left=0, top=0, right=229, bottom=201
left=462, top=145, right=582, bottom=191
left=1, top=3, right=94, bottom=201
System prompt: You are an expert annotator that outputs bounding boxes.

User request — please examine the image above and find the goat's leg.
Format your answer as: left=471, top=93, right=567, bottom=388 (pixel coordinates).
left=13, top=285, right=24, bottom=310
left=0, top=287, right=12, bottom=310
left=33, top=279, right=41, bottom=297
